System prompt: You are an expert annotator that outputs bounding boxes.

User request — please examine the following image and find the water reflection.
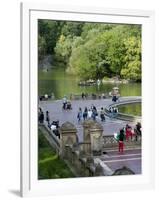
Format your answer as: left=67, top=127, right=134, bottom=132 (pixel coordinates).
left=38, top=68, right=141, bottom=100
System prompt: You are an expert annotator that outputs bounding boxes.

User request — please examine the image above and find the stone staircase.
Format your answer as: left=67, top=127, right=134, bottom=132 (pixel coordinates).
left=100, top=148, right=142, bottom=174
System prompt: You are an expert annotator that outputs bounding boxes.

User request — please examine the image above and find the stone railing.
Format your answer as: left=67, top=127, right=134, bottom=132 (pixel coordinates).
left=64, top=144, right=95, bottom=177
left=63, top=143, right=113, bottom=177
left=70, top=93, right=110, bottom=100
left=103, top=135, right=141, bottom=149
left=39, top=124, right=60, bottom=153
left=105, top=97, right=142, bottom=122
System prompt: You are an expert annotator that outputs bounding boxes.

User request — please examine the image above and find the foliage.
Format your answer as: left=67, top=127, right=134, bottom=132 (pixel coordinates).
left=121, top=36, right=141, bottom=81
left=38, top=20, right=141, bottom=81
left=38, top=130, right=74, bottom=179
left=38, top=20, right=63, bottom=56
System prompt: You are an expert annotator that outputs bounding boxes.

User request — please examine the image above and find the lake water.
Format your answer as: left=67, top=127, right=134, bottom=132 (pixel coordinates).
left=38, top=68, right=141, bottom=100
left=118, top=103, right=141, bottom=116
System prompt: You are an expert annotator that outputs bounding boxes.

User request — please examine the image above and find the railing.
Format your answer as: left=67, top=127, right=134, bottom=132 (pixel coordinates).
left=39, top=124, right=60, bottom=153
left=71, top=93, right=110, bottom=100
left=103, top=135, right=141, bottom=149
left=105, top=97, right=142, bottom=121
left=108, top=98, right=142, bottom=108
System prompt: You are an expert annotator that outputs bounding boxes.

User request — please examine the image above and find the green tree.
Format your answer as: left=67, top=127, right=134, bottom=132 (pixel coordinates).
left=121, top=36, right=141, bottom=81
left=38, top=20, right=63, bottom=56
left=54, top=35, right=73, bottom=64
left=38, top=35, right=46, bottom=60
left=61, top=22, right=84, bottom=37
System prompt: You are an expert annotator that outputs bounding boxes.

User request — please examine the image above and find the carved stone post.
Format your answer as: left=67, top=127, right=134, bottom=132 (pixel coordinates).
left=89, top=122, right=103, bottom=156
left=60, top=121, right=78, bottom=158
left=82, top=120, right=94, bottom=155
left=83, top=120, right=103, bottom=156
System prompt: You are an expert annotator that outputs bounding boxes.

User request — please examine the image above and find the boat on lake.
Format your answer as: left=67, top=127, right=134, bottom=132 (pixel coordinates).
left=78, top=80, right=96, bottom=86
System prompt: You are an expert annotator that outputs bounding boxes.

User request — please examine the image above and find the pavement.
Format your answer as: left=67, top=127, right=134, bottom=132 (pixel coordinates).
left=39, top=97, right=140, bottom=142
left=39, top=97, right=142, bottom=175
left=100, top=148, right=142, bottom=174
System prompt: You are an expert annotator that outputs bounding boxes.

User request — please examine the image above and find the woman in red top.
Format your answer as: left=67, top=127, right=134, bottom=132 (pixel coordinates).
left=125, top=124, right=133, bottom=141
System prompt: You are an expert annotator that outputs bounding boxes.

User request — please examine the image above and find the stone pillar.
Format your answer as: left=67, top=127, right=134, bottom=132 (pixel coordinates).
left=83, top=119, right=94, bottom=142
left=60, top=121, right=78, bottom=158
left=83, top=120, right=103, bottom=156
left=89, top=122, right=103, bottom=156
left=82, top=120, right=94, bottom=155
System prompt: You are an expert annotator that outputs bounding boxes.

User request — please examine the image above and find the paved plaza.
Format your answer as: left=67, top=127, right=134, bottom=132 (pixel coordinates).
left=39, top=96, right=141, bottom=142
left=39, top=96, right=142, bottom=175
left=101, top=148, right=141, bottom=174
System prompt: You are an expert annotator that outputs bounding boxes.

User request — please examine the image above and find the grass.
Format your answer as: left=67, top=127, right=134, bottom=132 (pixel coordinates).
left=38, top=129, right=75, bottom=179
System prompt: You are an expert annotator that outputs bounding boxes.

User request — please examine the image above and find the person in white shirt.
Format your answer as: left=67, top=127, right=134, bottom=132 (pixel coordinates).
left=88, top=109, right=92, bottom=119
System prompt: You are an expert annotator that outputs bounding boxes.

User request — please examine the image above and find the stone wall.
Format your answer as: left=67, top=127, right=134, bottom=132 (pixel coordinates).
left=41, top=120, right=142, bottom=177
left=59, top=120, right=113, bottom=177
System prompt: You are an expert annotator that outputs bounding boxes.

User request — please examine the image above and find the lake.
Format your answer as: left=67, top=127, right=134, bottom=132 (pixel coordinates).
left=38, top=68, right=141, bottom=100
left=118, top=103, right=141, bottom=116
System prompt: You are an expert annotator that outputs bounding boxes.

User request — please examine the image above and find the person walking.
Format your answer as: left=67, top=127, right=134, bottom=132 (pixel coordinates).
left=109, top=106, right=113, bottom=118
left=112, top=95, right=117, bottom=102
left=125, top=124, right=133, bottom=141
left=100, top=107, right=105, bottom=122
left=77, top=107, right=82, bottom=122
left=134, top=122, right=142, bottom=141
left=39, top=111, right=44, bottom=124
left=92, top=107, right=97, bottom=121
left=62, top=95, right=67, bottom=110
left=83, top=107, right=88, bottom=120
left=46, top=111, right=50, bottom=126
left=118, top=128, right=125, bottom=153
left=88, top=109, right=92, bottom=119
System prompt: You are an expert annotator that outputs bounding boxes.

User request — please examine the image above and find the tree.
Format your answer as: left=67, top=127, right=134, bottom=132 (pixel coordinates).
left=38, top=35, right=46, bottom=60
left=121, top=36, right=141, bottom=81
left=61, top=22, right=84, bottom=37
left=54, top=35, right=73, bottom=65
left=38, top=20, right=63, bottom=56
left=38, top=19, right=142, bottom=81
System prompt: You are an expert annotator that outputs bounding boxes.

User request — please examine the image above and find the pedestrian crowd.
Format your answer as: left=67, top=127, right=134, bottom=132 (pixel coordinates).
left=108, top=106, right=119, bottom=118
left=115, top=122, right=142, bottom=153
left=77, top=104, right=106, bottom=123
left=38, top=107, right=60, bottom=138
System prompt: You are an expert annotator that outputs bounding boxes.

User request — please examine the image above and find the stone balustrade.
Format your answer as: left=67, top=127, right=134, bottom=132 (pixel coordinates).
left=103, top=134, right=141, bottom=149
left=40, top=120, right=142, bottom=177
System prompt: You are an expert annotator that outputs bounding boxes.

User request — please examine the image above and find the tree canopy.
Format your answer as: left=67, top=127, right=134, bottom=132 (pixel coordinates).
left=38, top=20, right=141, bottom=82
